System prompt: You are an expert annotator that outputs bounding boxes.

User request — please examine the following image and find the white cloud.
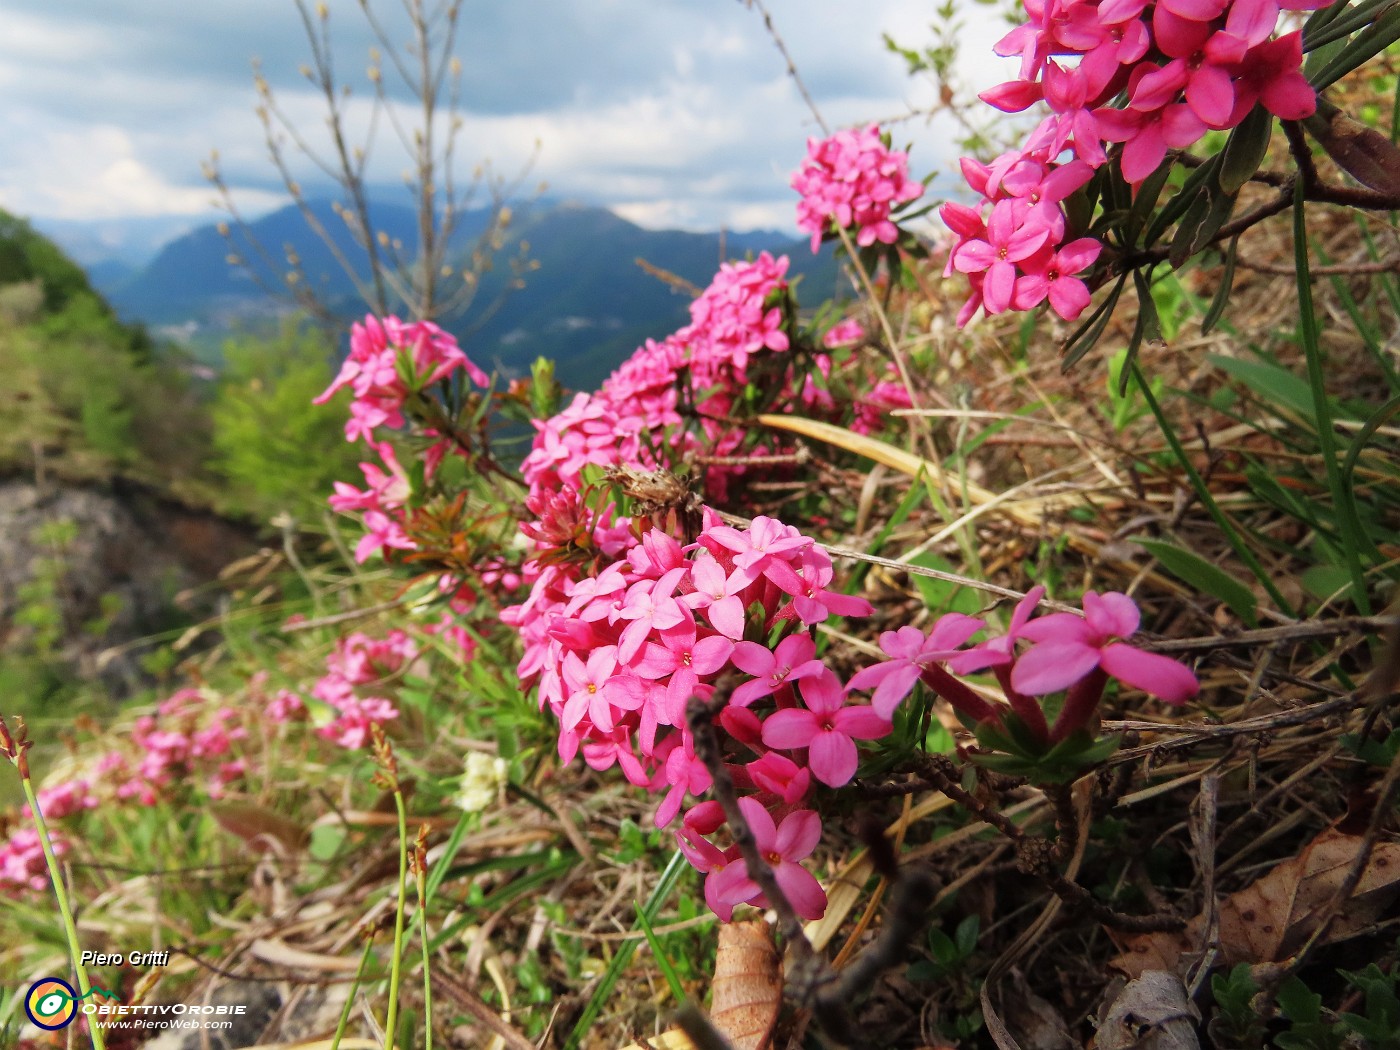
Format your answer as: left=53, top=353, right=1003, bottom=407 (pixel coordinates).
left=0, top=0, right=1018, bottom=232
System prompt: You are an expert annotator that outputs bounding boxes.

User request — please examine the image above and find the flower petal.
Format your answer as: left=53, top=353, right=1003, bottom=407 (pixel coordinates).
left=1011, top=641, right=1103, bottom=695
left=1100, top=643, right=1201, bottom=703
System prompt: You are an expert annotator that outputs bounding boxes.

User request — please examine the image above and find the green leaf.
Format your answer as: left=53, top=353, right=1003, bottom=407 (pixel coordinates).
left=1201, top=236, right=1240, bottom=335
left=1126, top=160, right=1175, bottom=245
left=1061, top=272, right=1128, bottom=371
left=1300, top=563, right=1355, bottom=603
left=1145, top=152, right=1223, bottom=246
left=908, top=552, right=984, bottom=615
left=1136, top=537, right=1259, bottom=626
left=1170, top=184, right=1237, bottom=268
left=1218, top=105, right=1275, bottom=195
left=1208, top=353, right=1318, bottom=422
left=1311, top=5, right=1400, bottom=91
left=634, top=902, right=688, bottom=1005
left=1119, top=268, right=1164, bottom=395
left=565, top=850, right=688, bottom=1050
left=954, top=914, right=980, bottom=958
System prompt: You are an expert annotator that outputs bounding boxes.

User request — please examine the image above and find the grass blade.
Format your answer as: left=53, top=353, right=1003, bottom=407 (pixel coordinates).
left=1292, top=181, right=1372, bottom=614
left=634, top=902, right=689, bottom=1005
left=566, top=849, right=690, bottom=1049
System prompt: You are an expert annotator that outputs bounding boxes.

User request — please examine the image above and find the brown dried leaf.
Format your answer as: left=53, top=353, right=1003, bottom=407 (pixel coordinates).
left=1112, top=828, right=1400, bottom=977
left=710, top=920, right=782, bottom=1050
left=1096, top=971, right=1201, bottom=1050
left=1305, top=102, right=1400, bottom=197
left=209, top=801, right=309, bottom=852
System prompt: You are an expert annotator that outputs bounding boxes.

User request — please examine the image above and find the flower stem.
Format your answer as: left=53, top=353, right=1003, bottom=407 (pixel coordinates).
left=383, top=788, right=410, bottom=1050
left=1050, top=668, right=1107, bottom=743
left=18, top=776, right=107, bottom=1050
left=920, top=663, right=999, bottom=725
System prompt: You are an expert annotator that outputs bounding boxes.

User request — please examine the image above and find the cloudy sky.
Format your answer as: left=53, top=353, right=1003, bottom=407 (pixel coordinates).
left=0, top=0, right=1011, bottom=242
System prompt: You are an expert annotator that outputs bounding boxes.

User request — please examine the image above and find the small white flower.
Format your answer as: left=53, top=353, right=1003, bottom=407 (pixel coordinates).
left=455, top=752, right=507, bottom=814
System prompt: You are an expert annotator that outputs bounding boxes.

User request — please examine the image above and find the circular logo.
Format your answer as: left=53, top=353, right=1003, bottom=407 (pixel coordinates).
left=25, top=978, right=78, bottom=1030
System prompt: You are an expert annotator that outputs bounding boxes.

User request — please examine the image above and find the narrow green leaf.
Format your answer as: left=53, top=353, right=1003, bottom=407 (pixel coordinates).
left=1293, top=180, right=1372, bottom=614
left=1201, top=236, right=1240, bottom=335
left=424, top=808, right=474, bottom=905
left=1061, top=272, right=1128, bottom=371
left=634, top=903, right=688, bottom=1005
left=1136, top=537, right=1259, bottom=625
left=1209, top=352, right=1318, bottom=421
left=1303, top=0, right=1356, bottom=43
left=1145, top=152, right=1223, bottom=246
left=1169, top=188, right=1212, bottom=269
left=908, top=552, right=984, bottom=615
left=1126, top=160, right=1175, bottom=245
left=566, top=850, right=688, bottom=1050
left=1118, top=268, right=1163, bottom=395
left=1303, top=0, right=1395, bottom=52
left=1218, top=105, right=1275, bottom=195
left=1311, top=6, right=1400, bottom=90
left=1132, top=362, right=1296, bottom=615
left=1301, top=563, right=1356, bottom=603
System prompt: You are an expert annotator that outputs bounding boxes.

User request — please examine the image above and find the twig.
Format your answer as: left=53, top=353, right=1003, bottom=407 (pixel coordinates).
left=739, top=0, right=829, bottom=134
left=1234, top=254, right=1399, bottom=276
left=430, top=969, right=536, bottom=1050
left=686, top=691, right=828, bottom=993
left=675, top=1002, right=739, bottom=1050
left=1140, top=615, right=1399, bottom=653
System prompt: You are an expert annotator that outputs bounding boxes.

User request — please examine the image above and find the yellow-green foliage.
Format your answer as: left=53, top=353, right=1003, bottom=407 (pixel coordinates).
left=209, top=319, right=364, bottom=520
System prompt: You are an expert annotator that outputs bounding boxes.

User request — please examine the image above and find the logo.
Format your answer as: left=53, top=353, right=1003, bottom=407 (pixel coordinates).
left=24, top=978, right=121, bottom=1030
left=25, top=978, right=77, bottom=1030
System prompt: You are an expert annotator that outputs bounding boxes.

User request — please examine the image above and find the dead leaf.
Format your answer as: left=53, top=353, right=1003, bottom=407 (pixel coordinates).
left=710, top=920, right=782, bottom=1050
left=1000, top=968, right=1076, bottom=1050
left=209, top=801, right=309, bottom=852
left=1096, top=971, right=1200, bottom=1050
left=1112, top=828, right=1400, bottom=977
left=249, top=938, right=361, bottom=972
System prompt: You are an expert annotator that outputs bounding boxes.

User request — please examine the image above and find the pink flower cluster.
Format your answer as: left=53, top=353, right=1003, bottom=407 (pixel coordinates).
left=504, top=501, right=884, bottom=920
left=1, top=827, right=69, bottom=892
left=523, top=253, right=794, bottom=498
left=23, top=778, right=97, bottom=821
left=849, top=587, right=1200, bottom=744
left=944, top=0, right=1324, bottom=324
left=328, top=440, right=417, bottom=563
left=310, top=630, right=415, bottom=749
left=315, top=314, right=489, bottom=442
left=792, top=124, right=925, bottom=253
left=114, top=692, right=248, bottom=804
left=1, top=688, right=251, bottom=892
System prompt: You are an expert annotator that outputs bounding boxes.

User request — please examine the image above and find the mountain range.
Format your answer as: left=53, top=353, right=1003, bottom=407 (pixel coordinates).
left=44, top=200, right=841, bottom=393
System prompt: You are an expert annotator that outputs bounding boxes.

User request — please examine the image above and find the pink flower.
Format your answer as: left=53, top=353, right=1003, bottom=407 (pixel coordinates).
left=1013, top=237, right=1103, bottom=321
left=318, top=696, right=399, bottom=750
left=1227, top=32, right=1315, bottom=125
left=822, top=318, right=865, bottom=349
left=266, top=690, right=306, bottom=723
left=653, top=731, right=713, bottom=828
left=761, top=669, right=891, bottom=787
left=952, top=201, right=1053, bottom=315
left=704, top=516, right=812, bottom=574
left=683, top=555, right=755, bottom=640
left=729, top=634, right=826, bottom=708
left=635, top=621, right=734, bottom=724
left=1012, top=591, right=1200, bottom=704
left=745, top=752, right=813, bottom=805
left=847, top=614, right=986, bottom=718
left=792, top=124, right=923, bottom=253
left=1095, top=96, right=1208, bottom=185
left=676, top=823, right=741, bottom=921
left=710, top=797, right=827, bottom=920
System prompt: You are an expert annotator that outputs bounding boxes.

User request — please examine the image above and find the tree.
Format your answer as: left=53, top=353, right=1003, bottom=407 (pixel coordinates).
left=203, top=0, right=538, bottom=326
